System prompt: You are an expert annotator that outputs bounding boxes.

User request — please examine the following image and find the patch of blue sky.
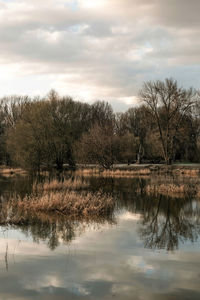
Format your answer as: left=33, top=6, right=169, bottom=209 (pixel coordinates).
left=134, top=41, right=154, bottom=58
left=144, top=41, right=153, bottom=49
left=68, top=24, right=81, bottom=33
left=65, top=0, right=79, bottom=11
left=68, top=23, right=88, bottom=34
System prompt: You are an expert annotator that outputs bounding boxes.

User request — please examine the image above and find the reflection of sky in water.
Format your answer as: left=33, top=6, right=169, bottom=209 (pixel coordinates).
left=0, top=211, right=200, bottom=300
left=0, top=175, right=200, bottom=299
left=0, top=228, right=33, bottom=242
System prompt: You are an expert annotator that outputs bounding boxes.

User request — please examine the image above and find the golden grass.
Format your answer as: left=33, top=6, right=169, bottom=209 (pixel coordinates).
left=0, top=167, right=27, bottom=177
left=173, top=169, right=200, bottom=177
left=144, top=183, right=194, bottom=197
left=23, top=178, right=115, bottom=218
left=75, top=168, right=151, bottom=178
left=34, top=177, right=89, bottom=192
left=14, top=190, right=114, bottom=217
left=102, top=169, right=150, bottom=177
left=75, top=168, right=100, bottom=176
left=195, top=186, right=200, bottom=197
left=0, top=175, right=114, bottom=221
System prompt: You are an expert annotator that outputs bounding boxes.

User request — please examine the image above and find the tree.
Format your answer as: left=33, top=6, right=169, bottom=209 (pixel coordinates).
left=114, top=132, right=139, bottom=164
left=139, top=78, right=196, bottom=164
left=90, top=101, right=115, bottom=128
left=115, top=106, right=153, bottom=163
left=6, top=93, right=91, bottom=172
left=77, top=122, right=118, bottom=169
left=0, top=96, right=31, bottom=165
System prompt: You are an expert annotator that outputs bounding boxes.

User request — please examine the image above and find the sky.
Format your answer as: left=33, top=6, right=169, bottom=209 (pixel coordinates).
left=0, top=0, right=200, bottom=111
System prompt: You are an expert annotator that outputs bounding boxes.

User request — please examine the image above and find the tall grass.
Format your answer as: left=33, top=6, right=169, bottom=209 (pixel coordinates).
left=0, top=167, right=27, bottom=177
left=10, top=177, right=114, bottom=218
left=15, top=190, right=114, bottom=217
left=34, top=177, right=89, bottom=192
left=144, top=183, right=195, bottom=197
left=173, top=169, right=200, bottom=177
left=76, top=168, right=150, bottom=177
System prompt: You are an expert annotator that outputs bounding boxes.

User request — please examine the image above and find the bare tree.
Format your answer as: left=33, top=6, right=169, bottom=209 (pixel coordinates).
left=77, top=122, right=117, bottom=169
left=139, top=78, right=196, bottom=164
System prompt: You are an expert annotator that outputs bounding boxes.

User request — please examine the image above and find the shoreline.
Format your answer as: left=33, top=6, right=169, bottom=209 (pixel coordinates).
left=75, top=163, right=200, bottom=177
left=1, top=163, right=200, bottom=178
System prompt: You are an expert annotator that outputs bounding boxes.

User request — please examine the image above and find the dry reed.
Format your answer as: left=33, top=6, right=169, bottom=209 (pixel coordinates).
left=144, top=183, right=194, bottom=197
left=0, top=167, right=27, bottom=177
left=173, top=169, right=200, bottom=177
left=34, top=177, right=89, bottom=192
left=76, top=168, right=150, bottom=178
left=15, top=190, right=114, bottom=217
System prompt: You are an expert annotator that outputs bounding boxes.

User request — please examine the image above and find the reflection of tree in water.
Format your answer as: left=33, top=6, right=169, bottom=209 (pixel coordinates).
left=0, top=201, right=115, bottom=250
left=19, top=215, right=83, bottom=250
left=0, top=175, right=33, bottom=198
left=137, top=195, right=200, bottom=251
left=0, top=175, right=116, bottom=250
left=1, top=175, right=200, bottom=251
left=95, top=175, right=200, bottom=251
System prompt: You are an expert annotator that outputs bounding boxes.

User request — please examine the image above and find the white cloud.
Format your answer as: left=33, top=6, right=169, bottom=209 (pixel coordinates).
left=0, top=0, right=200, bottom=110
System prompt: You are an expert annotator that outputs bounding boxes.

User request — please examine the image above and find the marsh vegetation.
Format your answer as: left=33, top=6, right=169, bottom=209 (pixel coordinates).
left=0, top=174, right=200, bottom=250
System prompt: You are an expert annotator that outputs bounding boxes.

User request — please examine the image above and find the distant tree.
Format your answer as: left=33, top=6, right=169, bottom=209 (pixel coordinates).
left=115, top=106, right=153, bottom=163
left=77, top=122, right=118, bottom=169
left=0, top=96, right=30, bottom=165
left=90, top=101, right=115, bottom=128
left=2, top=80, right=200, bottom=170
left=1, top=95, right=30, bottom=128
left=139, top=78, right=196, bottom=164
left=7, top=94, right=91, bottom=172
left=115, top=132, right=139, bottom=164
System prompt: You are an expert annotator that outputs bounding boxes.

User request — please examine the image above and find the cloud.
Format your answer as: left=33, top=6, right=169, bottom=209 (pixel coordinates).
left=0, top=0, right=199, bottom=111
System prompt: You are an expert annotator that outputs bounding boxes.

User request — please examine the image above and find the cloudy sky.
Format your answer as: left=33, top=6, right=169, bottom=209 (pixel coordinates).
left=0, top=0, right=199, bottom=111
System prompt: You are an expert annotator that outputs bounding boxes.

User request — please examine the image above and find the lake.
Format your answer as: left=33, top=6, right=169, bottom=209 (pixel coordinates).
left=0, top=174, right=200, bottom=300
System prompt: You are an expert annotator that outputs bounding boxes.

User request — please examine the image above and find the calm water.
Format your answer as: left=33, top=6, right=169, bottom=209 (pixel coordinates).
left=0, top=175, right=200, bottom=300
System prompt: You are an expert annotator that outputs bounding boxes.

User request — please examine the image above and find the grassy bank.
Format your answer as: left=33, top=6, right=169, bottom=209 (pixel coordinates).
left=75, top=164, right=200, bottom=177
left=15, top=190, right=114, bottom=217
left=143, top=183, right=194, bottom=197
left=7, top=178, right=114, bottom=220
left=1, top=164, right=200, bottom=178
left=0, top=166, right=27, bottom=177
left=34, top=177, right=89, bottom=192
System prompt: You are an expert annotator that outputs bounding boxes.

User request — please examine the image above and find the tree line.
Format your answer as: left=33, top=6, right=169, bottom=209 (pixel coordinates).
left=0, top=78, right=200, bottom=172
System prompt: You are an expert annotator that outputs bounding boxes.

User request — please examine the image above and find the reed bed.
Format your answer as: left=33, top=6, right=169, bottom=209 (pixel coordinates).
left=174, top=169, right=200, bottom=177
left=0, top=167, right=27, bottom=177
left=195, top=186, right=200, bottom=197
left=34, top=177, right=89, bottom=192
left=75, top=168, right=100, bottom=176
left=76, top=168, right=151, bottom=177
left=76, top=165, right=200, bottom=179
left=0, top=177, right=114, bottom=221
left=101, top=169, right=150, bottom=177
left=144, top=183, right=194, bottom=197
left=14, top=190, right=114, bottom=217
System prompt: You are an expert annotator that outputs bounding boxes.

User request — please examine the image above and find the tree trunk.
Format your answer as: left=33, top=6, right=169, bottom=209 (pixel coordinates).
left=137, top=144, right=143, bottom=164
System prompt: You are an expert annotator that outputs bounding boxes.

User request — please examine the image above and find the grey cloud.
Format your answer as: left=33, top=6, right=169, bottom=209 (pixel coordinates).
left=0, top=0, right=199, bottom=108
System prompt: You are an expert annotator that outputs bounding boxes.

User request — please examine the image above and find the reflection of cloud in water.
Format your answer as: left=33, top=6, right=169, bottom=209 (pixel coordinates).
left=119, top=212, right=141, bottom=221
left=0, top=216, right=200, bottom=299
left=0, top=237, right=49, bottom=257
left=126, top=255, right=155, bottom=274
left=24, top=275, right=91, bottom=297
left=0, top=176, right=200, bottom=299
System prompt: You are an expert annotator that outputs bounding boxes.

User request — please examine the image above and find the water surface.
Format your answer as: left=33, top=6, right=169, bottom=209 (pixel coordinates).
left=0, top=175, right=200, bottom=300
